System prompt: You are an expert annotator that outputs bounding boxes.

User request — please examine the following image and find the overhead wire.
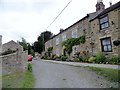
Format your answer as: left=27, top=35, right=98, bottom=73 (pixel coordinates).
left=45, top=0, right=72, bottom=30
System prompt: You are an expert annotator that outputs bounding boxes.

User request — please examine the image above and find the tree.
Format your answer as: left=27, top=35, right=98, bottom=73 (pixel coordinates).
left=19, top=38, right=35, bottom=56
left=33, top=31, right=53, bottom=54
left=33, top=41, right=43, bottom=54
left=19, top=38, right=28, bottom=51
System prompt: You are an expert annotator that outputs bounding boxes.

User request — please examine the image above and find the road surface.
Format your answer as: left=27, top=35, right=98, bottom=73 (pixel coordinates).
left=32, top=60, right=117, bottom=88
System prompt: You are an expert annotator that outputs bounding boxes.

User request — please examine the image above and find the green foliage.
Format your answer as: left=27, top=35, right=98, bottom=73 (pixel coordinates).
left=33, top=41, right=43, bottom=54
left=88, top=56, right=96, bottom=63
left=79, top=35, right=86, bottom=43
left=52, top=54, right=57, bottom=60
left=28, top=63, right=32, bottom=72
left=31, top=49, right=35, bottom=57
left=34, top=31, right=53, bottom=54
left=19, top=38, right=35, bottom=56
left=95, top=52, right=106, bottom=64
left=108, top=56, right=120, bottom=64
left=88, top=67, right=120, bottom=83
left=77, top=56, right=88, bottom=62
left=74, top=58, right=80, bottom=62
left=22, top=63, right=34, bottom=88
left=60, top=55, right=68, bottom=61
left=19, top=38, right=28, bottom=51
left=47, top=47, right=53, bottom=52
left=2, top=48, right=16, bottom=55
left=47, top=47, right=53, bottom=57
left=21, top=70, right=34, bottom=88
left=62, top=36, right=86, bottom=55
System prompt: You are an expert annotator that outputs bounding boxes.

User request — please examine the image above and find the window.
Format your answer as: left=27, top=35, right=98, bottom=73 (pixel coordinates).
left=62, top=33, right=66, bottom=41
left=72, top=30, right=77, bottom=38
left=101, top=37, right=112, bottom=52
left=56, top=38, right=59, bottom=45
left=56, top=49, right=60, bottom=56
left=99, top=16, right=109, bottom=30
left=72, top=46, right=79, bottom=56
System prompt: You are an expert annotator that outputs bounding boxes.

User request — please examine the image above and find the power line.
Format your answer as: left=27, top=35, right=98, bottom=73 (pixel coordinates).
left=46, top=0, right=72, bottom=30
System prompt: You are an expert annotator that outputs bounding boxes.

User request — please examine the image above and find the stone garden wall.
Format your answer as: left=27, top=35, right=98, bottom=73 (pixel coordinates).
left=0, top=50, right=28, bottom=75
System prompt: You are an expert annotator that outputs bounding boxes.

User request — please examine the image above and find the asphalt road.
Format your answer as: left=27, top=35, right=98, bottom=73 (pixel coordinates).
left=32, top=60, right=117, bottom=88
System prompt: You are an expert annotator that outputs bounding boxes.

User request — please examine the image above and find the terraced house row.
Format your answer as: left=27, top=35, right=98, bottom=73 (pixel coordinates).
left=45, top=0, right=120, bottom=59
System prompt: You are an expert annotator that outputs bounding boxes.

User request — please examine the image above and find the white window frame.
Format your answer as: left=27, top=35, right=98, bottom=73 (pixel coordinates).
left=72, top=29, right=77, bottom=38
left=72, top=46, right=79, bottom=56
left=99, top=16, right=109, bottom=30
left=62, top=33, right=66, bottom=41
left=56, top=38, right=59, bottom=45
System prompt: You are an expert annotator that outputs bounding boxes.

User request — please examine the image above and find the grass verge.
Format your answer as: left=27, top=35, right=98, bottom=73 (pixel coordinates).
left=86, top=66, right=120, bottom=83
left=21, top=63, right=35, bottom=88
left=2, top=72, right=25, bottom=88
left=2, top=63, right=35, bottom=88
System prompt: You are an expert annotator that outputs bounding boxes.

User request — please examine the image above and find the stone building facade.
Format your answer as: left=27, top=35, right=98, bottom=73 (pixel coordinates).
left=45, top=1, right=120, bottom=58
left=2, top=40, right=23, bottom=53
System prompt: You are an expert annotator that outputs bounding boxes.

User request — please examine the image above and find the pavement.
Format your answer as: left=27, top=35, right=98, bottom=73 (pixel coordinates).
left=32, top=60, right=118, bottom=88
left=41, top=59, right=120, bottom=70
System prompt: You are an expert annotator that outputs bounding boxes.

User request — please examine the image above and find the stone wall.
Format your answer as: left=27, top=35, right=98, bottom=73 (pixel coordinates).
left=0, top=35, right=2, bottom=90
left=0, top=35, right=2, bottom=55
left=1, top=50, right=28, bottom=75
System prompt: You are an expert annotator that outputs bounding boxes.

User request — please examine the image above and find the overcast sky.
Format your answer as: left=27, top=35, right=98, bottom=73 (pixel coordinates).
left=0, top=0, right=119, bottom=44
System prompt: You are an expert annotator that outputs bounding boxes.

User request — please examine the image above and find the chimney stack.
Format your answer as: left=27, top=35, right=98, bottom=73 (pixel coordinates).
left=96, top=0, right=105, bottom=12
left=60, top=28, right=64, bottom=33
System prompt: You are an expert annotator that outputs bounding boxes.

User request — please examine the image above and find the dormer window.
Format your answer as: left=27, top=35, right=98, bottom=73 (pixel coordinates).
left=99, top=16, right=109, bottom=30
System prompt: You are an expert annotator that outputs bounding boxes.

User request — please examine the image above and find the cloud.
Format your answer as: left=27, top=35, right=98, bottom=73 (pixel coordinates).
left=0, top=0, right=119, bottom=44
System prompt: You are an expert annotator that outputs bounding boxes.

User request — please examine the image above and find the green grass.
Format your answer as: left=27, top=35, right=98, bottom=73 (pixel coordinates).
left=21, top=70, right=35, bottom=88
left=86, top=66, right=120, bottom=83
left=2, top=72, right=25, bottom=88
left=2, top=63, right=35, bottom=88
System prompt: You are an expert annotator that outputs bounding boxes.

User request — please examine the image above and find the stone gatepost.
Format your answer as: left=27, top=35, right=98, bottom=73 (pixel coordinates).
left=0, top=35, right=2, bottom=89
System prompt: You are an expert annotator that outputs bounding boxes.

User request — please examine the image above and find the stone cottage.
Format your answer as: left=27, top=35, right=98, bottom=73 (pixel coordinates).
left=2, top=40, right=23, bottom=53
left=45, top=1, right=120, bottom=59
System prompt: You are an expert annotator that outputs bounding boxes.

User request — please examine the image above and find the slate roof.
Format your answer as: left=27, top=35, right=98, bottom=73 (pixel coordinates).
left=90, top=1, right=120, bottom=21
left=47, top=1, right=120, bottom=41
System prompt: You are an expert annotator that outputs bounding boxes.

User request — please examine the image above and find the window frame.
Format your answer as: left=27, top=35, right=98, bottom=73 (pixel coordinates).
left=99, top=15, right=109, bottom=30
left=56, top=38, right=59, bottom=45
left=72, top=29, right=77, bottom=38
left=62, top=33, right=66, bottom=41
left=100, top=37, right=112, bottom=52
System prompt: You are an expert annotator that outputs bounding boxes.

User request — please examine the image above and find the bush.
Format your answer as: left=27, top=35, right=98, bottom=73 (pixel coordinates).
left=95, top=52, right=106, bottom=64
left=28, top=63, right=32, bottom=72
left=74, top=58, right=80, bottom=62
left=88, top=56, right=96, bottom=63
left=41, top=55, right=48, bottom=60
left=78, top=56, right=83, bottom=62
left=52, top=54, right=57, bottom=60
left=61, top=55, right=68, bottom=61
left=108, top=56, right=120, bottom=64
